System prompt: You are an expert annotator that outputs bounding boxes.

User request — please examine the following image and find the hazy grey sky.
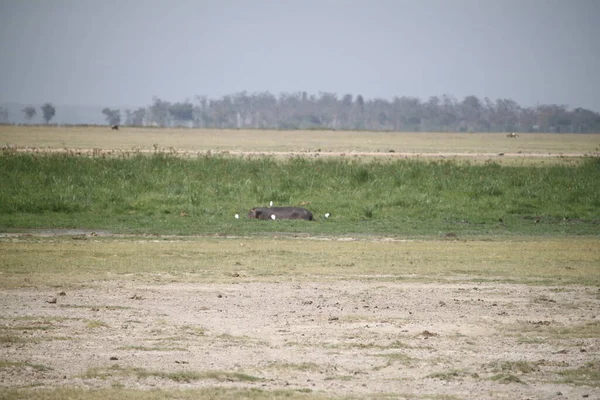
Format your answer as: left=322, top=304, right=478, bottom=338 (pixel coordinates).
left=1, top=0, right=599, bottom=110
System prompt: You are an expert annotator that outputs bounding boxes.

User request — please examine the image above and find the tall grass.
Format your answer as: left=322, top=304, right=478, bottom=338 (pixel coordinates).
left=1, top=151, right=598, bottom=236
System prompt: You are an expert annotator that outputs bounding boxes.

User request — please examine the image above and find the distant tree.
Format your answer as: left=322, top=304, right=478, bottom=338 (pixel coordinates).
left=316, top=92, right=338, bottom=128
left=571, top=107, right=600, bottom=133
left=439, top=94, right=459, bottom=131
left=460, top=95, right=483, bottom=132
left=341, top=93, right=353, bottom=107
left=193, top=95, right=210, bottom=127
left=0, top=107, right=8, bottom=123
left=101, top=107, right=121, bottom=126
left=519, top=106, right=538, bottom=132
left=135, top=91, right=600, bottom=133
left=148, top=97, right=171, bottom=127
left=40, top=103, right=56, bottom=124
left=337, top=94, right=354, bottom=128
left=535, top=104, right=569, bottom=132
left=355, top=94, right=364, bottom=111
left=131, top=107, right=146, bottom=126
left=494, top=98, right=520, bottom=132
left=169, top=101, right=194, bottom=126
left=391, top=96, right=422, bottom=131
left=354, top=94, right=365, bottom=129
left=22, top=106, right=37, bottom=122
left=422, top=96, right=442, bottom=131
left=123, top=109, right=132, bottom=126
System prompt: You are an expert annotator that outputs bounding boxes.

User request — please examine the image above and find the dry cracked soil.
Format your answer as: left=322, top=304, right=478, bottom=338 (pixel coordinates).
left=1, top=278, right=599, bottom=399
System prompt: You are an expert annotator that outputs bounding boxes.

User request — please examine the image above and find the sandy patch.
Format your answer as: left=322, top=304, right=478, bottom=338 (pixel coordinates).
left=1, top=279, right=598, bottom=398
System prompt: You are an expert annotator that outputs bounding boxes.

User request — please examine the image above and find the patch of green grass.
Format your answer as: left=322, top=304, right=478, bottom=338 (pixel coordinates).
left=86, top=320, right=109, bottom=329
left=324, top=375, right=354, bottom=381
left=0, top=360, right=52, bottom=372
left=147, top=336, right=187, bottom=342
left=5, top=325, right=54, bottom=331
left=487, top=360, right=539, bottom=374
left=0, top=322, right=72, bottom=343
left=1, top=152, right=599, bottom=237
left=374, top=352, right=414, bottom=364
left=549, top=321, right=600, bottom=338
left=510, top=321, right=600, bottom=340
left=180, top=325, right=205, bottom=336
left=215, top=333, right=268, bottom=346
left=0, top=335, right=30, bottom=344
left=426, top=370, right=465, bottom=381
left=0, top=387, right=329, bottom=400
left=371, top=352, right=415, bottom=371
left=556, top=361, right=600, bottom=387
left=267, top=362, right=321, bottom=372
left=84, top=365, right=261, bottom=383
left=0, top=315, right=77, bottom=322
left=162, top=370, right=260, bottom=383
left=1, top=236, right=598, bottom=288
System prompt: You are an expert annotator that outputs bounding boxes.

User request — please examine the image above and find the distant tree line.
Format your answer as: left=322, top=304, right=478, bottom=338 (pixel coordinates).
left=4, top=93, right=599, bottom=133
left=6, top=103, right=56, bottom=124
left=105, top=92, right=599, bottom=133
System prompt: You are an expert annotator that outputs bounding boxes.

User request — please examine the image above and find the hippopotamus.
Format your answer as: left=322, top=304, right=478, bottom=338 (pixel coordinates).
left=247, top=207, right=314, bottom=221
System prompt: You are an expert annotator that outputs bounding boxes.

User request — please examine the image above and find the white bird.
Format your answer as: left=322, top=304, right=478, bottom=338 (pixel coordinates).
left=269, top=201, right=273, bottom=207
left=325, top=213, right=330, bottom=219
left=234, top=214, right=239, bottom=219
left=271, top=214, right=276, bottom=220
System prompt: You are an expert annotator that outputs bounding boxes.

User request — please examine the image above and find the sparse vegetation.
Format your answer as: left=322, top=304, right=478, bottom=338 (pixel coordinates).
left=324, top=375, right=354, bottom=381
left=58, top=304, right=132, bottom=310
left=517, top=337, right=545, bottom=344
left=0, top=335, right=30, bottom=344
left=216, top=333, right=268, bottom=346
left=85, top=319, right=109, bottom=329
left=0, top=387, right=329, bottom=400
left=267, top=362, right=321, bottom=372
left=1, top=236, right=598, bottom=288
left=508, top=321, right=600, bottom=339
left=0, top=360, right=52, bottom=372
left=375, top=352, right=414, bottom=365
left=84, top=365, right=261, bottom=383
left=490, top=373, right=525, bottom=384
left=557, top=361, right=600, bottom=387
left=426, top=370, right=465, bottom=381
left=487, top=360, right=539, bottom=374
left=116, top=345, right=187, bottom=352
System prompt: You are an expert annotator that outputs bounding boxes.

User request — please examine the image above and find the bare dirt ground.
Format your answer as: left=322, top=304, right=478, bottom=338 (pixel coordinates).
left=9, top=146, right=588, bottom=160
left=1, top=276, right=598, bottom=399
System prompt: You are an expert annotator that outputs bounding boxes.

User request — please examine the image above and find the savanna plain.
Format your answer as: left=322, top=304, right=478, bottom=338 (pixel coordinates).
left=1, top=126, right=599, bottom=400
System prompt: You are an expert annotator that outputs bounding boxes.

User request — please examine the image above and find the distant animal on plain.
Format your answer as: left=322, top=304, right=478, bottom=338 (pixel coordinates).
left=506, top=132, right=518, bottom=139
left=111, top=125, right=119, bottom=130
left=247, top=207, right=314, bottom=221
